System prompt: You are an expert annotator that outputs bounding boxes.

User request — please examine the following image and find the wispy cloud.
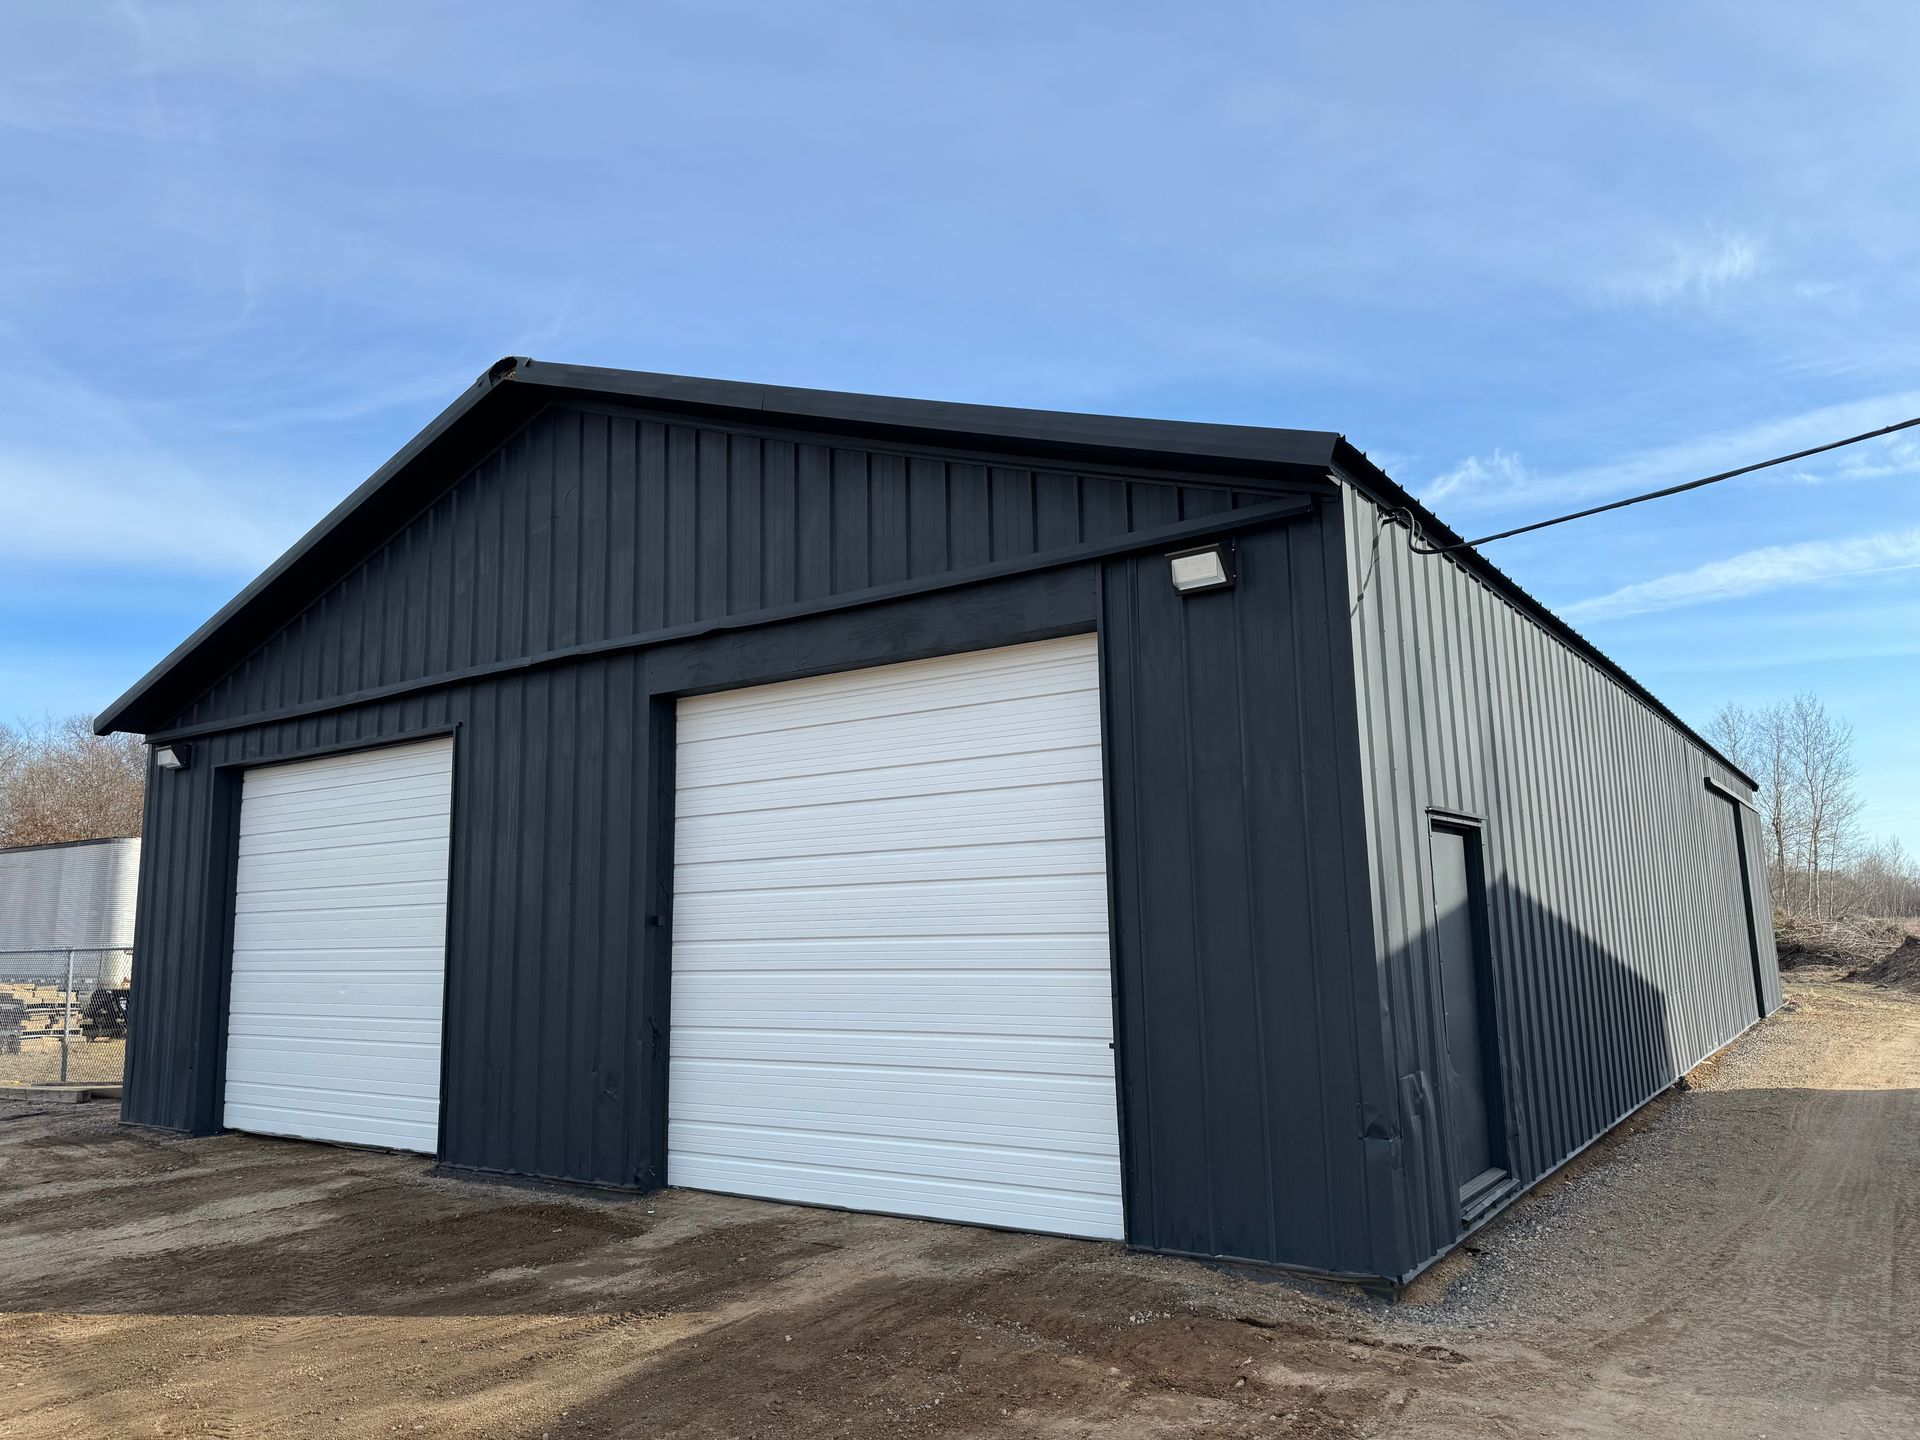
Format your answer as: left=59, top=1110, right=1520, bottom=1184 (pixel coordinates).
left=1605, top=230, right=1765, bottom=307
left=0, top=446, right=302, bottom=574
left=1562, top=526, right=1920, bottom=621
left=0, top=330, right=322, bottom=575
left=1415, top=389, right=1920, bottom=512
left=1421, top=448, right=1531, bottom=506
left=1811, top=434, right=1920, bottom=483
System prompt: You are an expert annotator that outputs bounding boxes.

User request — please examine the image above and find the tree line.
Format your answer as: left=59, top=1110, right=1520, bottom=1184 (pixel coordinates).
left=1708, top=694, right=1920, bottom=919
left=0, top=716, right=146, bottom=848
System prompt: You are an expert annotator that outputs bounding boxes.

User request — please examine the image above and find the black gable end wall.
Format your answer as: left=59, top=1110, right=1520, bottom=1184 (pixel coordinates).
left=169, top=404, right=1281, bottom=734
left=123, top=403, right=1406, bottom=1279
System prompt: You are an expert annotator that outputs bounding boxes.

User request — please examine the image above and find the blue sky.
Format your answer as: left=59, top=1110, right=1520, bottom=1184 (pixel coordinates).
left=3, top=3, right=1916, bottom=851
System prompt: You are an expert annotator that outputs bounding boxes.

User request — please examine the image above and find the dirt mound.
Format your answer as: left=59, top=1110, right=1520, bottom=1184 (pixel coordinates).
left=1849, top=935, right=1920, bottom=994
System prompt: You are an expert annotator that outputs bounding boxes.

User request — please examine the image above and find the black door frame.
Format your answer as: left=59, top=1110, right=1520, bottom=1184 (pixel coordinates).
left=638, top=588, right=1130, bottom=1233
left=1425, top=810, right=1512, bottom=1220
left=202, top=725, right=464, bottom=1150
left=1709, top=784, right=1769, bottom=1021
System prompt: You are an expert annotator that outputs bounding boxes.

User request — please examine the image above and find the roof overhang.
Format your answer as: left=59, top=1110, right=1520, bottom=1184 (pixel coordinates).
left=1328, top=440, right=1758, bottom=791
left=93, top=358, right=1340, bottom=736
left=92, top=357, right=1756, bottom=791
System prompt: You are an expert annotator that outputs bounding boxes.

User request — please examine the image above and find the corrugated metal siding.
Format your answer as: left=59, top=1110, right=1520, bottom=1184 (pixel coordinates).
left=0, top=839, right=141, bottom=953
left=1340, top=482, right=1782, bottom=1275
left=171, top=405, right=1274, bottom=733
left=1100, top=516, right=1393, bottom=1275
left=121, top=455, right=1395, bottom=1274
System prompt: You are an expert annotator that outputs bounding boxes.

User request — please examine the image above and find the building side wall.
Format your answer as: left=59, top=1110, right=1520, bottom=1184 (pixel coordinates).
left=120, top=415, right=1400, bottom=1277
left=1340, top=482, right=1781, bottom=1276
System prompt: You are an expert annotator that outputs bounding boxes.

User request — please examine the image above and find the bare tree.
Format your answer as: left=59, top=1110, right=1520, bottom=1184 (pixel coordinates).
left=1709, top=699, right=1807, bottom=912
left=1756, top=703, right=1807, bottom=911
left=1787, top=693, right=1862, bottom=919
left=1832, top=836, right=1920, bottom=917
left=1707, top=702, right=1752, bottom=772
left=1710, top=692, right=1920, bottom=920
left=0, top=722, right=22, bottom=795
left=0, top=716, right=147, bottom=847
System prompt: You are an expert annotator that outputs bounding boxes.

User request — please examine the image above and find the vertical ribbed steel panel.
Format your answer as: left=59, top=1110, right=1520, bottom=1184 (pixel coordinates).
left=1341, top=481, right=1781, bottom=1274
left=1099, top=513, right=1392, bottom=1276
left=171, top=406, right=1276, bottom=732
left=122, top=404, right=1404, bottom=1278
left=123, top=408, right=1783, bottom=1286
left=124, top=523, right=1393, bottom=1277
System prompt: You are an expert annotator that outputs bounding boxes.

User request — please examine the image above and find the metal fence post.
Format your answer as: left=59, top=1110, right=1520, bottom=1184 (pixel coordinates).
left=61, top=949, right=74, bottom=1085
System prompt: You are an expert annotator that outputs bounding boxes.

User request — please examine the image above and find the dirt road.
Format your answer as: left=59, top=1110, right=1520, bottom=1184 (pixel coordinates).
left=1, top=980, right=1914, bottom=1438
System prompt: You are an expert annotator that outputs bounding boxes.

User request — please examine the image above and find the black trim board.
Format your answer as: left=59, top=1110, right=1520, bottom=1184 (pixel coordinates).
left=143, top=497, right=1314, bottom=743
left=518, top=361, right=1343, bottom=476
left=97, top=374, right=544, bottom=738
left=637, top=695, right=677, bottom=1191
left=190, top=766, right=244, bottom=1138
left=1705, top=775, right=1759, bottom=812
left=1091, top=563, right=1143, bottom=1250
left=207, top=723, right=461, bottom=774
left=192, top=725, right=463, bottom=1147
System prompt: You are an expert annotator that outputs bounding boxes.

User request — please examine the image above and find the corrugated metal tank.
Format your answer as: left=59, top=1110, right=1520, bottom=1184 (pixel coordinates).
left=1338, top=480, right=1781, bottom=1277
left=0, top=838, right=140, bottom=984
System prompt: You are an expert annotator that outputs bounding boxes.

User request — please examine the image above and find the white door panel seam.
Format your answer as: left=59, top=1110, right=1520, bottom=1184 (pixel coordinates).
left=669, top=636, right=1123, bottom=1240
left=223, top=737, right=454, bottom=1155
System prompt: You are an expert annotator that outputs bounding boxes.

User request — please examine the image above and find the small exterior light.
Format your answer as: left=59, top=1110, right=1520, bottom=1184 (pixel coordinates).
left=1168, top=542, right=1235, bottom=595
left=154, top=743, right=192, bottom=772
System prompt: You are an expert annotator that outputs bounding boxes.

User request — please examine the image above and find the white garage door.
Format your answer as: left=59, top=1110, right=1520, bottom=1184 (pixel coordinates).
left=223, top=737, right=455, bottom=1154
left=669, top=635, right=1124, bottom=1239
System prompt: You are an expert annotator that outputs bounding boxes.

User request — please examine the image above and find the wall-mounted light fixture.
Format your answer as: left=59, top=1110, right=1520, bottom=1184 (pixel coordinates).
left=153, top=743, right=193, bottom=772
left=1168, top=542, right=1235, bottom=595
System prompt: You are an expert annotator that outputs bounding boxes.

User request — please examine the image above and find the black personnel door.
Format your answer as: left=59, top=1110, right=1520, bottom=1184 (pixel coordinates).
left=1428, top=820, right=1508, bottom=1216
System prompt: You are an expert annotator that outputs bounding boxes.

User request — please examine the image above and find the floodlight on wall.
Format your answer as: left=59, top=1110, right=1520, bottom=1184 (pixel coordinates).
left=1168, top=542, right=1235, bottom=595
left=153, top=743, right=192, bottom=772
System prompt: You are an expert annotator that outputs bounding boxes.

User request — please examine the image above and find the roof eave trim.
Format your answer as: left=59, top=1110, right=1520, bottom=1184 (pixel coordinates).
left=511, top=360, right=1343, bottom=474
left=1327, top=438, right=1759, bottom=792
left=94, top=358, right=1344, bottom=734
left=93, top=359, right=527, bottom=735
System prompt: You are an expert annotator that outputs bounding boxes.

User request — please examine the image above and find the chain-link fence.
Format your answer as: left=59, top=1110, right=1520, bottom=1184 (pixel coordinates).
left=0, top=948, right=133, bottom=1088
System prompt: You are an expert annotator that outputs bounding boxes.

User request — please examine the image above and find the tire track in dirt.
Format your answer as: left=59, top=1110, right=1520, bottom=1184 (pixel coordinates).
left=2, top=981, right=1914, bottom=1438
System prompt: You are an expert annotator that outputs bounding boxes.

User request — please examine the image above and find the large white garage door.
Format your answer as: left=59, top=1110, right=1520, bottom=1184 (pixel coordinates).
left=669, top=635, right=1124, bottom=1239
left=223, top=737, right=455, bottom=1154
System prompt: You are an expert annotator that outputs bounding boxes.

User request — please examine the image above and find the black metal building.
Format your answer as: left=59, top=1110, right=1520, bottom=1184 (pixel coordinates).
left=97, top=359, right=1779, bottom=1286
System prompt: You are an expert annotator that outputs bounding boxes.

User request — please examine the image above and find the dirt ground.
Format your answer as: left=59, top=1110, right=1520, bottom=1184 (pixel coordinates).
left=1, top=979, right=1914, bottom=1439
left=0, top=1038, right=125, bottom=1088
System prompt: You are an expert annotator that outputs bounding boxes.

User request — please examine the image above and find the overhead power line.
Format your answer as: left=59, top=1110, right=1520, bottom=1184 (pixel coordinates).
left=1394, top=413, right=1920, bottom=557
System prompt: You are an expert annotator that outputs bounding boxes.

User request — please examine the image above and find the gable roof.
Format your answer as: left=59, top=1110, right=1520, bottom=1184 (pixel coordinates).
left=93, top=357, right=1753, bottom=790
